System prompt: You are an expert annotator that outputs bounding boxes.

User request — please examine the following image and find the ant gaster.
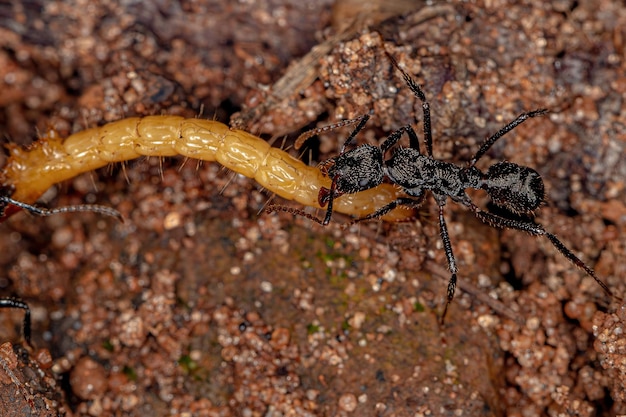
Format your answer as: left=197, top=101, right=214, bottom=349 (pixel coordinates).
left=278, top=52, right=618, bottom=321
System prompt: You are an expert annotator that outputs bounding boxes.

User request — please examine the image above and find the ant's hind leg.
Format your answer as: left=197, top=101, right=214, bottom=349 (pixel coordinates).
left=464, top=201, right=618, bottom=301
left=469, top=109, right=548, bottom=166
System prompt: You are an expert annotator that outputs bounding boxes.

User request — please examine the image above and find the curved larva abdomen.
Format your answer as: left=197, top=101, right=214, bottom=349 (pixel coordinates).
left=1, top=116, right=413, bottom=221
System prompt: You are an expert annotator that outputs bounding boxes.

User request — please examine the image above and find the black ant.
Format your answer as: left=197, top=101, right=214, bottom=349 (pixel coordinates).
left=270, top=52, right=620, bottom=321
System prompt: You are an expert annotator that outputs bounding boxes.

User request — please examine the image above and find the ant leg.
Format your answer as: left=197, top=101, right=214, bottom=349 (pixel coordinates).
left=296, top=115, right=371, bottom=226
left=340, top=114, right=371, bottom=152
left=406, top=125, right=421, bottom=152
left=321, top=174, right=341, bottom=225
left=385, top=52, right=433, bottom=156
left=346, top=195, right=424, bottom=226
left=437, top=204, right=458, bottom=323
left=266, top=194, right=422, bottom=227
left=381, top=125, right=421, bottom=155
left=265, top=205, right=326, bottom=225
left=463, top=201, right=619, bottom=301
left=0, top=298, right=31, bottom=345
left=469, top=109, right=548, bottom=167
left=295, top=114, right=370, bottom=150
left=0, top=195, right=122, bottom=221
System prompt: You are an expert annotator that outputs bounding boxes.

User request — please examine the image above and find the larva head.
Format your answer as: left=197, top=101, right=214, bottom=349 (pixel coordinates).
left=319, top=145, right=384, bottom=206
left=482, top=161, right=545, bottom=214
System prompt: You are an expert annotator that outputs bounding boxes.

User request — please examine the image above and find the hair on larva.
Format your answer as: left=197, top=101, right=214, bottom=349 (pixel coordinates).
left=0, top=116, right=414, bottom=222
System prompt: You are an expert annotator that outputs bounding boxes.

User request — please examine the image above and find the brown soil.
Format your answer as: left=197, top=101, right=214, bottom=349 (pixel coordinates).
left=0, top=0, right=624, bottom=416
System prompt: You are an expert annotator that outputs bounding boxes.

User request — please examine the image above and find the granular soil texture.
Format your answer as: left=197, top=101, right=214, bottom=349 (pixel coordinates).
left=0, top=1, right=625, bottom=416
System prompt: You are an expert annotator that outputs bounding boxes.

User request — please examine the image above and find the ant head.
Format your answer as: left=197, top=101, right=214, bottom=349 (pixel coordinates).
left=482, top=161, right=545, bottom=214
left=327, top=145, right=385, bottom=196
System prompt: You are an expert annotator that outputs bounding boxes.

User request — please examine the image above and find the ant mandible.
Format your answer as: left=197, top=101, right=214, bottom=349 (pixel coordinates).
left=276, top=51, right=619, bottom=322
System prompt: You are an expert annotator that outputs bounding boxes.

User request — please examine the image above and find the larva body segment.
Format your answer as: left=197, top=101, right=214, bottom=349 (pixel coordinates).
left=0, top=116, right=414, bottom=222
left=217, top=129, right=272, bottom=178
left=177, top=118, right=227, bottom=159
left=135, top=116, right=185, bottom=157
left=257, top=149, right=314, bottom=202
left=99, top=117, right=145, bottom=161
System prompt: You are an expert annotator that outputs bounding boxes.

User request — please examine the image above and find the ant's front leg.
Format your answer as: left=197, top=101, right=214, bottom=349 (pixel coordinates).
left=320, top=174, right=343, bottom=226
left=346, top=195, right=424, bottom=226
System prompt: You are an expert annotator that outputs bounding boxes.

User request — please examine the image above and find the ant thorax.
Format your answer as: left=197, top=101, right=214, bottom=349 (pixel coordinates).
left=385, top=148, right=469, bottom=199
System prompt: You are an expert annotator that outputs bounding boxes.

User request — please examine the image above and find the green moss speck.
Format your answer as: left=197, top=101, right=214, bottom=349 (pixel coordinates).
left=178, top=354, right=198, bottom=373
left=307, top=323, right=320, bottom=334
left=123, top=365, right=137, bottom=381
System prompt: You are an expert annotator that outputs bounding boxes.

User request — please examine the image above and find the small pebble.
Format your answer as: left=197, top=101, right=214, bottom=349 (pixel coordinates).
left=70, top=356, right=107, bottom=400
left=338, top=393, right=357, bottom=412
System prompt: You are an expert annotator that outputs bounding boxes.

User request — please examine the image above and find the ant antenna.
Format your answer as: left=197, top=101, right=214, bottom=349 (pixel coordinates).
left=295, top=114, right=371, bottom=150
left=265, top=205, right=326, bottom=225
left=0, top=195, right=123, bottom=222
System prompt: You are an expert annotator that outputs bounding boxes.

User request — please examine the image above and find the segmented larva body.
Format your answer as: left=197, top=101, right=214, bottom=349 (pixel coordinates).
left=0, top=115, right=413, bottom=221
